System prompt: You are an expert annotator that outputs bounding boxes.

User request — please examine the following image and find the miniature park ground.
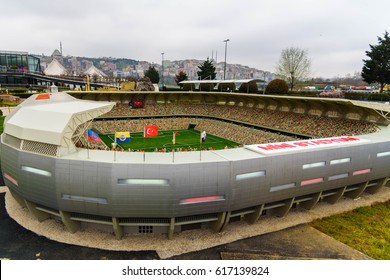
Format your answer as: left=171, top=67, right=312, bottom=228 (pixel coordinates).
left=1, top=186, right=389, bottom=260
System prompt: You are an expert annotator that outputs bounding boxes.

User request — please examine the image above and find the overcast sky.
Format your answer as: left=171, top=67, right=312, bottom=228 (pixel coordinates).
left=1, top=0, right=389, bottom=78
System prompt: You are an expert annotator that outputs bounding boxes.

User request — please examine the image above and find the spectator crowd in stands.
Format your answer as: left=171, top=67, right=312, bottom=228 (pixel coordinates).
left=102, top=102, right=378, bottom=138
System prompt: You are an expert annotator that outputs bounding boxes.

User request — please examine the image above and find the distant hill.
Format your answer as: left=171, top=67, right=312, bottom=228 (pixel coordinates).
left=75, top=56, right=138, bottom=68
left=36, top=50, right=271, bottom=83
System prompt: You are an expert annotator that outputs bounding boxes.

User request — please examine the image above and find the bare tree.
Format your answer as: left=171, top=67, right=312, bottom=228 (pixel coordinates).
left=276, top=46, right=311, bottom=90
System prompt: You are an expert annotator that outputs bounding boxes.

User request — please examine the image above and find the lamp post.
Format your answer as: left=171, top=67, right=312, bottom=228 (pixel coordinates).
left=223, top=39, right=229, bottom=80
left=290, top=71, right=294, bottom=91
left=161, top=52, right=164, bottom=90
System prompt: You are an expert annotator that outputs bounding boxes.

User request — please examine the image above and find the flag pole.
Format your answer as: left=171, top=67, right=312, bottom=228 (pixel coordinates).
left=200, top=130, right=202, bottom=161
left=86, top=129, right=90, bottom=159
left=112, top=142, right=117, bottom=161
left=143, top=126, right=146, bottom=149
left=113, top=132, right=117, bottom=162
left=172, top=131, right=175, bottom=163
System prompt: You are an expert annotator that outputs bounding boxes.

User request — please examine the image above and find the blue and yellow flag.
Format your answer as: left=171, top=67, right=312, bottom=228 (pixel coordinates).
left=115, top=131, right=131, bottom=143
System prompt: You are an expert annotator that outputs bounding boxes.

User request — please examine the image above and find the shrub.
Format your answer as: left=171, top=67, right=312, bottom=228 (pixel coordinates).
left=238, top=82, right=258, bottom=93
left=318, top=91, right=345, bottom=98
left=344, top=91, right=367, bottom=100
left=182, top=83, right=196, bottom=91
left=8, top=87, right=27, bottom=93
left=287, top=91, right=319, bottom=97
left=198, top=83, right=215, bottom=92
left=367, top=93, right=390, bottom=101
left=265, top=79, right=289, bottom=95
left=217, top=83, right=235, bottom=92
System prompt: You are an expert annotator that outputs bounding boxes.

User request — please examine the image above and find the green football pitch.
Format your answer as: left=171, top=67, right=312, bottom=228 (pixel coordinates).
left=99, top=129, right=239, bottom=152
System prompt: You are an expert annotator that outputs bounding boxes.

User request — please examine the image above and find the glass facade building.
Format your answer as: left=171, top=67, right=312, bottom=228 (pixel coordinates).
left=0, top=51, right=41, bottom=73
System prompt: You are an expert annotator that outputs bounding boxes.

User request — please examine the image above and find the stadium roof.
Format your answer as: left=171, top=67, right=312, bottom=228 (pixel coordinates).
left=179, top=79, right=263, bottom=84
left=68, top=90, right=390, bottom=125
left=4, top=92, right=114, bottom=155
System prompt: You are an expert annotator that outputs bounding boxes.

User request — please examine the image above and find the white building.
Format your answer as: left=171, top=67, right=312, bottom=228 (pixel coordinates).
left=44, top=59, right=67, bottom=76
left=84, top=65, right=107, bottom=78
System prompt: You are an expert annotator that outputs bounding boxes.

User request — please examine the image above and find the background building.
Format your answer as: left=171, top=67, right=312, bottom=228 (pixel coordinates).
left=0, top=50, right=42, bottom=86
left=0, top=50, right=41, bottom=73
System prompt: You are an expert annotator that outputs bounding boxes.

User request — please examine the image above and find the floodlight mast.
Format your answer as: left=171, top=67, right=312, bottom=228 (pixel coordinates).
left=223, top=39, right=229, bottom=80
left=161, top=52, right=164, bottom=90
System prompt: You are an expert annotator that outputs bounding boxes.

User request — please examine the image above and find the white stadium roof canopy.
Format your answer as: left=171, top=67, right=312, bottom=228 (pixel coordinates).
left=4, top=92, right=114, bottom=155
left=179, top=79, right=263, bottom=84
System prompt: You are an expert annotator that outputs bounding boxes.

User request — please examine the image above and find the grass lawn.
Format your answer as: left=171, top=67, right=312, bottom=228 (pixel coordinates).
left=310, top=200, right=390, bottom=259
left=99, top=129, right=239, bottom=152
left=0, top=116, right=5, bottom=133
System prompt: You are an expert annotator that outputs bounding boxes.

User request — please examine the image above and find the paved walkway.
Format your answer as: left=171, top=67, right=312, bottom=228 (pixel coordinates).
left=168, top=224, right=372, bottom=260
left=0, top=106, right=14, bottom=116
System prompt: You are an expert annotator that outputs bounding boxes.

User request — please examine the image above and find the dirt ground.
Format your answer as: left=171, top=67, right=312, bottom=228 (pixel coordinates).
left=1, top=185, right=389, bottom=260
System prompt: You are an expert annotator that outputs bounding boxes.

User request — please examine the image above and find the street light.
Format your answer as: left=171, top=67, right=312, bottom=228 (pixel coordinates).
left=223, top=39, right=229, bottom=80
left=161, top=52, right=164, bottom=90
left=263, top=71, right=268, bottom=94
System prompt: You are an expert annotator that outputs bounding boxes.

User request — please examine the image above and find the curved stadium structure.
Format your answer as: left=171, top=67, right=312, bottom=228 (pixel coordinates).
left=1, top=91, right=390, bottom=240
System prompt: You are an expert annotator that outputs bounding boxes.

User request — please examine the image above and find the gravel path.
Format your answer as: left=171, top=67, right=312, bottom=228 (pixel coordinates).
left=2, top=186, right=389, bottom=259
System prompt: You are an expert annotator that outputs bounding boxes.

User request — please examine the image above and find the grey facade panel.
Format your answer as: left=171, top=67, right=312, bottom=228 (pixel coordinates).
left=2, top=137, right=390, bottom=220
left=2, top=146, right=58, bottom=208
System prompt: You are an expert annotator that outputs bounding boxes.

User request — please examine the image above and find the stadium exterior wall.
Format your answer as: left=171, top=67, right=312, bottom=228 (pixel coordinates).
left=1, top=134, right=390, bottom=238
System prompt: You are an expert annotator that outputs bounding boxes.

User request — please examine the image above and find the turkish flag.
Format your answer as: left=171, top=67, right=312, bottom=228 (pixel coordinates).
left=144, top=125, right=158, bottom=137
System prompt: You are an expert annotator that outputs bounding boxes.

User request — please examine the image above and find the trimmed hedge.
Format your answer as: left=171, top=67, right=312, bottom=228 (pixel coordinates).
left=367, top=93, right=390, bottom=101
left=344, top=92, right=367, bottom=100
left=198, top=83, right=215, bottom=92
left=217, top=83, right=236, bottom=92
left=182, top=83, right=196, bottom=91
left=265, top=79, right=289, bottom=95
left=238, top=82, right=258, bottom=93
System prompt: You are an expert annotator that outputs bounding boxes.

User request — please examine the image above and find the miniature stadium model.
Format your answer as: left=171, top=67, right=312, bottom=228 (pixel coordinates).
left=1, top=91, right=390, bottom=240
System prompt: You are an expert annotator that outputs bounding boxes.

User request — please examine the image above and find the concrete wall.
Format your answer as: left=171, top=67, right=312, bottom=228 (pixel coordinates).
left=2, top=138, right=390, bottom=220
